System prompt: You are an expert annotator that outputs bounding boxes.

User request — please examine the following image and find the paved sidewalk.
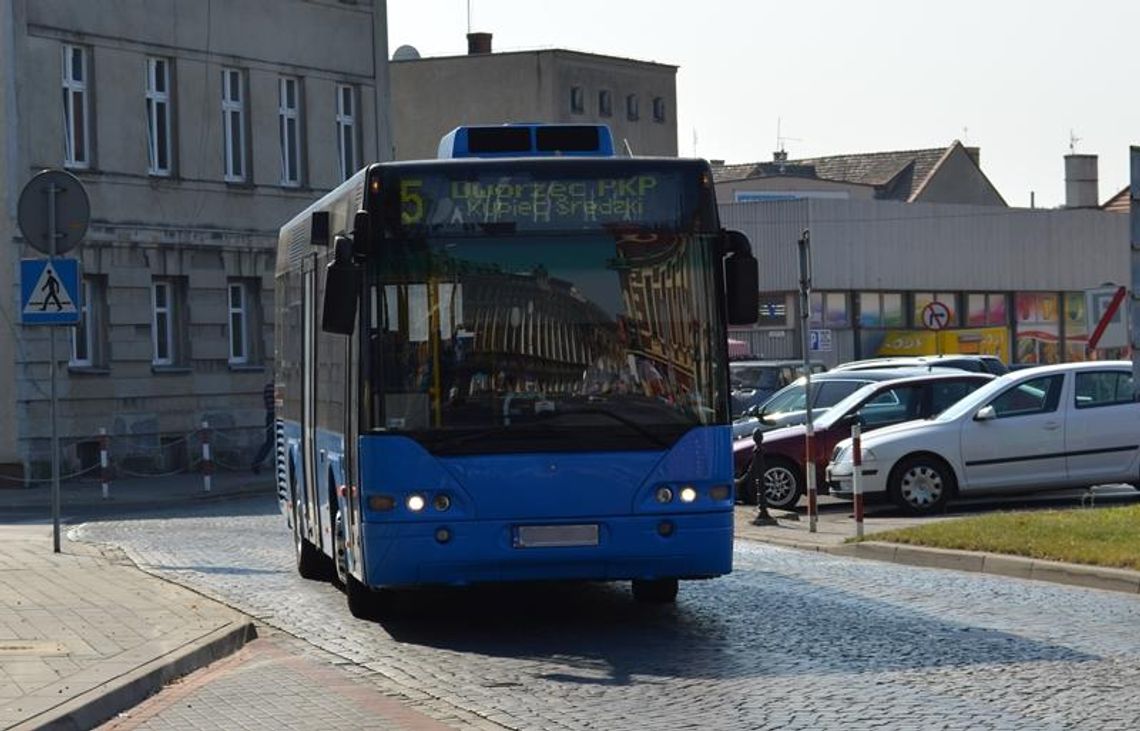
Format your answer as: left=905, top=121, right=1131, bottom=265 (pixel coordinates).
left=0, top=471, right=268, bottom=730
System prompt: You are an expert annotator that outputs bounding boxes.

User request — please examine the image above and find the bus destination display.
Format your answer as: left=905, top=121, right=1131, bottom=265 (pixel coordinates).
left=396, top=170, right=695, bottom=232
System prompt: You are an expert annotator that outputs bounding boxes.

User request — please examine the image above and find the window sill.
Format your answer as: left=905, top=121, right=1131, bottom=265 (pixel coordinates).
left=228, top=363, right=266, bottom=373
left=151, top=365, right=192, bottom=375
left=67, top=365, right=110, bottom=376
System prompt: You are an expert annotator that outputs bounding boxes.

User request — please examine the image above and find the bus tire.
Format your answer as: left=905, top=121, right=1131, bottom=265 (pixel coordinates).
left=345, top=573, right=377, bottom=620
left=293, top=496, right=329, bottom=581
left=632, top=578, right=678, bottom=604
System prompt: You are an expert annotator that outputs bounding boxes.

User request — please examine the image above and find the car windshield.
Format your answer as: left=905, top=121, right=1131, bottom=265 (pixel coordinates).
left=730, top=365, right=783, bottom=390
left=813, top=382, right=892, bottom=430
left=933, top=372, right=1017, bottom=422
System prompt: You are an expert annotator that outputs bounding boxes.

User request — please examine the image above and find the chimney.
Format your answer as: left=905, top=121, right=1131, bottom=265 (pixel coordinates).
left=467, top=32, right=492, bottom=54
left=1064, top=153, right=1099, bottom=208
left=964, top=146, right=980, bottom=166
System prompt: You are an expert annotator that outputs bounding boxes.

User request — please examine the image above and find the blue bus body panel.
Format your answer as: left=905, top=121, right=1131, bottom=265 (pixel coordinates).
left=356, top=426, right=734, bottom=587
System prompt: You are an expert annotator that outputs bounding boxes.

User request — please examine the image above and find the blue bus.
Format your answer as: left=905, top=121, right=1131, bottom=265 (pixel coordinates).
left=275, top=123, right=758, bottom=616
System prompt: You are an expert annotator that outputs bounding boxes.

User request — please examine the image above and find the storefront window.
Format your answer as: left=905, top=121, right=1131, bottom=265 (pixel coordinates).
left=966, top=292, right=1006, bottom=326
left=810, top=292, right=848, bottom=327
left=859, top=292, right=904, bottom=327
left=1014, top=292, right=1060, bottom=364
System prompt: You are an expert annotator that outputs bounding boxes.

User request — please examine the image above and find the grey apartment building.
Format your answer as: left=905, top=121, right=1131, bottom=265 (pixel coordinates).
left=0, top=0, right=391, bottom=479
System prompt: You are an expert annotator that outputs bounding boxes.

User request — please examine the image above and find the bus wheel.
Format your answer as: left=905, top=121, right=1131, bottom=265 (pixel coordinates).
left=345, top=573, right=378, bottom=619
left=632, top=578, right=678, bottom=604
left=293, top=497, right=328, bottom=581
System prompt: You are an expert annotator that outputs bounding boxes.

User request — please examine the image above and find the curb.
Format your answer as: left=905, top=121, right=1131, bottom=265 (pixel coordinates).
left=10, top=621, right=258, bottom=731
left=743, top=535, right=1140, bottom=596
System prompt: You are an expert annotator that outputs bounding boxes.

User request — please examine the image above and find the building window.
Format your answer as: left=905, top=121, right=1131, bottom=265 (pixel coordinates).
left=228, top=278, right=262, bottom=365
left=570, top=86, right=584, bottom=114
left=966, top=292, right=1007, bottom=327
left=151, top=278, right=186, bottom=367
left=1014, top=292, right=1060, bottom=364
left=598, top=89, right=612, bottom=117
left=626, top=94, right=639, bottom=121
left=810, top=292, right=849, bottom=327
left=71, top=276, right=107, bottom=369
left=652, top=96, right=666, bottom=123
left=913, top=292, right=958, bottom=327
left=858, top=292, right=904, bottom=327
left=221, top=68, right=247, bottom=182
left=278, top=76, right=302, bottom=186
left=146, top=57, right=173, bottom=176
left=62, top=45, right=90, bottom=168
left=335, top=84, right=357, bottom=181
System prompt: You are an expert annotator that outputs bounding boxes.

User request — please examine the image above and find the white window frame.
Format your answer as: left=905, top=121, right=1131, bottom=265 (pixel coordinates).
left=146, top=57, right=172, bottom=176
left=151, top=280, right=175, bottom=366
left=228, top=281, right=250, bottom=364
left=278, top=76, right=301, bottom=187
left=70, top=279, right=94, bottom=367
left=335, top=84, right=357, bottom=181
left=62, top=45, right=90, bottom=169
left=221, top=68, right=246, bottom=182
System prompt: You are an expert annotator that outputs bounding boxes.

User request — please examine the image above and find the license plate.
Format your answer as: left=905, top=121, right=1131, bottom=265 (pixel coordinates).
left=514, top=524, right=599, bottom=548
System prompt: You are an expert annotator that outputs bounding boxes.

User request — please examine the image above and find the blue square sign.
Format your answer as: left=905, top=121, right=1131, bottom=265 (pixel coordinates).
left=21, top=258, right=81, bottom=325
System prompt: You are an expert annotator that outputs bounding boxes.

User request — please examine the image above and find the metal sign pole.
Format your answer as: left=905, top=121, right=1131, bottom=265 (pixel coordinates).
left=48, top=182, right=61, bottom=553
left=797, top=230, right=817, bottom=533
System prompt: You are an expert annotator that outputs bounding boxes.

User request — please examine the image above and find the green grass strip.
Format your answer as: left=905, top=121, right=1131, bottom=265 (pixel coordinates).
left=854, top=504, right=1140, bottom=571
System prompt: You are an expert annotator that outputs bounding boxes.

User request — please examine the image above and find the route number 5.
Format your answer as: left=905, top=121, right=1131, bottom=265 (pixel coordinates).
left=400, top=179, right=423, bottom=224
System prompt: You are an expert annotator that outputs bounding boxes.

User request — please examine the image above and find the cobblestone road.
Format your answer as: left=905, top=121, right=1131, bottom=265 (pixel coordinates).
left=74, top=496, right=1140, bottom=731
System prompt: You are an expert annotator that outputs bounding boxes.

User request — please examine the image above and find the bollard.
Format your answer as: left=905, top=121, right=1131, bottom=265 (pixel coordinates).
left=200, top=420, right=213, bottom=492
left=749, top=428, right=778, bottom=526
left=99, top=427, right=110, bottom=500
left=852, top=423, right=864, bottom=539
left=805, top=426, right=817, bottom=533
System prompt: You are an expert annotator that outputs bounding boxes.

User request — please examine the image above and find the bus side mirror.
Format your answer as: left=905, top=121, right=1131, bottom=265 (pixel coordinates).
left=723, top=230, right=759, bottom=325
left=321, top=235, right=360, bottom=335
left=351, top=210, right=371, bottom=258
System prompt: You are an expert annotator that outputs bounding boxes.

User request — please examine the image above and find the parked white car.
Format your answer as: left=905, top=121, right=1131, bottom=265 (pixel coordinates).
left=827, top=361, right=1140, bottom=514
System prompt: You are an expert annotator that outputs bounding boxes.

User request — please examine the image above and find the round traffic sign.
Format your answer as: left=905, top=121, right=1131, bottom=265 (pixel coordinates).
left=921, top=301, right=952, bottom=331
left=16, top=169, right=90, bottom=255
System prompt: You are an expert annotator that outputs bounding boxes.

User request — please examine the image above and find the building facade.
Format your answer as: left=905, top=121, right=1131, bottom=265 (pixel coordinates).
left=0, top=0, right=392, bottom=480
left=722, top=197, right=1130, bottom=368
left=389, top=35, right=677, bottom=161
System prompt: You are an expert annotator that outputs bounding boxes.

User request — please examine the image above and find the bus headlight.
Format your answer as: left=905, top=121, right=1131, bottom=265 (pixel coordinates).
left=679, top=485, right=697, bottom=503
left=708, top=485, right=731, bottom=501
left=406, top=494, right=426, bottom=512
left=432, top=493, right=451, bottom=511
left=655, top=486, right=674, bottom=503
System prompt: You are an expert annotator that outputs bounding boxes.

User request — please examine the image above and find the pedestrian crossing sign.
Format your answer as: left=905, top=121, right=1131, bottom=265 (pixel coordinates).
left=21, top=258, right=80, bottom=325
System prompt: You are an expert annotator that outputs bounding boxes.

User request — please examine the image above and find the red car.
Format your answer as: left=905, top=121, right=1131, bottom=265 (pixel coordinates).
left=733, top=371, right=993, bottom=509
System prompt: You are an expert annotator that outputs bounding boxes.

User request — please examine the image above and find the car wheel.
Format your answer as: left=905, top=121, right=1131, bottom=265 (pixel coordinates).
left=762, top=458, right=803, bottom=510
left=888, top=454, right=955, bottom=515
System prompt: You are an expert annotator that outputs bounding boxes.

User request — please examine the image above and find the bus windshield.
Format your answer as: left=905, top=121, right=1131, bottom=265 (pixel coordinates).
left=366, top=228, right=727, bottom=455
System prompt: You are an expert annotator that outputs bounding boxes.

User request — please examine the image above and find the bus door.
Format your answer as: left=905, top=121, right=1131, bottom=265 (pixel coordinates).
left=302, top=256, right=319, bottom=539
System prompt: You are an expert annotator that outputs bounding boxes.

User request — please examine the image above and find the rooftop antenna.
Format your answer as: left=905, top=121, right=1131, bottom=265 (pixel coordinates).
left=774, top=117, right=802, bottom=170
left=962, top=126, right=969, bottom=144
left=1069, top=129, right=1081, bottom=153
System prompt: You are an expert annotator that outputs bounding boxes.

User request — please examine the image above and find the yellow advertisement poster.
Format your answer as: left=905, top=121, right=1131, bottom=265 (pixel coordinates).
left=875, top=327, right=1009, bottom=362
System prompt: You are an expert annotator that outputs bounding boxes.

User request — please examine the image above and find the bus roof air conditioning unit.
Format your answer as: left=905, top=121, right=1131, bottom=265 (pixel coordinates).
left=437, top=123, right=616, bottom=159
